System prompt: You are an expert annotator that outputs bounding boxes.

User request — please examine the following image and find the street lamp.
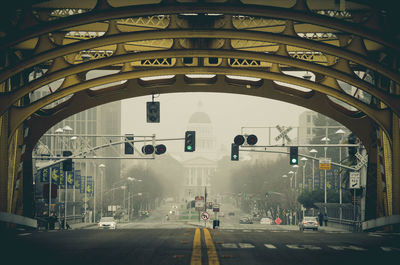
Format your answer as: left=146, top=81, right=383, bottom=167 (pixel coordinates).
left=335, top=129, right=346, bottom=221
left=321, top=137, right=330, bottom=210
left=288, top=171, right=294, bottom=189
left=309, top=149, right=318, bottom=190
left=99, top=164, right=106, bottom=218
left=300, top=157, right=308, bottom=191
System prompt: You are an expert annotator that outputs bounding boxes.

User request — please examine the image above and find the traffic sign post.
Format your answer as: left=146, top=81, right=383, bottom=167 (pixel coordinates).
left=201, top=211, right=210, bottom=220
left=349, top=172, right=360, bottom=189
left=318, top=158, right=331, bottom=170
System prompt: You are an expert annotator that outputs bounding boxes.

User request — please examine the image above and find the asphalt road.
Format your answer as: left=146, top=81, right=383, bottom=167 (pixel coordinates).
left=3, top=224, right=400, bottom=265
left=2, top=203, right=400, bottom=265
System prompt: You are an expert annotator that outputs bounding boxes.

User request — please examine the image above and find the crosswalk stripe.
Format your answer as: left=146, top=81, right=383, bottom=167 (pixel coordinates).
left=238, top=243, right=255, bottom=248
left=328, top=245, right=366, bottom=251
left=222, top=243, right=238, bottom=248
left=264, top=244, right=277, bottom=249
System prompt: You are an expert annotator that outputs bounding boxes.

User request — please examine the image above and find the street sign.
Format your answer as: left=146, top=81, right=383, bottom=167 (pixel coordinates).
left=275, top=217, right=282, bottom=225
left=201, top=211, right=210, bottom=220
left=319, top=158, right=331, bottom=170
left=195, top=196, right=205, bottom=211
left=213, top=204, right=220, bottom=212
left=349, top=172, right=360, bottom=189
left=275, top=125, right=292, bottom=143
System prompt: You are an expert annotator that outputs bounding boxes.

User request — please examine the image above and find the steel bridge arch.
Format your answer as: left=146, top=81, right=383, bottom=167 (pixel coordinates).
left=0, top=0, right=399, bottom=229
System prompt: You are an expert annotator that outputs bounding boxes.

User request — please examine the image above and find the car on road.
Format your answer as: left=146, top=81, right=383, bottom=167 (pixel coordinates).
left=299, top=216, right=318, bottom=231
left=260, top=217, right=273, bottom=225
left=228, top=212, right=235, bottom=216
left=239, top=217, right=253, bottom=224
left=98, top=217, right=117, bottom=229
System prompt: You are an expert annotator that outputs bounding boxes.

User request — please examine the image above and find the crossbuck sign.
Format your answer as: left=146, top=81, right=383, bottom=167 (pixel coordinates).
left=275, top=125, right=292, bottom=144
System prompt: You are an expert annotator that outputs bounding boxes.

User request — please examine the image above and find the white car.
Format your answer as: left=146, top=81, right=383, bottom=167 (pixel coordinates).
left=260, top=217, right=273, bottom=225
left=98, top=217, right=117, bottom=229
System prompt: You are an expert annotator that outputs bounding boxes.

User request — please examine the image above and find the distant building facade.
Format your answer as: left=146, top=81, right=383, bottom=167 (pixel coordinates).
left=298, top=110, right=318, bottom=144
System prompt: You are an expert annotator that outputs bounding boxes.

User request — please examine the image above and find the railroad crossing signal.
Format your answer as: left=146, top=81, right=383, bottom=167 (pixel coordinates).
left=275, top=125, right=292, bottom=144
left=233, top=134, right=257, bottom=146
left=185, top=131, right=196, bottom=152
left=289, top=146, right=298, bottom=165
left=231, top=143, right=239, bottom=161
left=155, top=144, right=167, bottom=155
left=142, top=145, right=154, bottom=155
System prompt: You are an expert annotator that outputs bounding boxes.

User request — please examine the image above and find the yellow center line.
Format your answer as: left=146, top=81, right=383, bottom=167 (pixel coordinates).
left=203, top=228, right=221, bottom=265
left=190, top=228, right=202, bottom=265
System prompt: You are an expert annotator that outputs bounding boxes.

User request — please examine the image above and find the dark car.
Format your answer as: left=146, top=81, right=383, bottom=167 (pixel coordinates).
left=228, top=212, right=235, bottom=216
left=239, top=217, right=253, bottom=224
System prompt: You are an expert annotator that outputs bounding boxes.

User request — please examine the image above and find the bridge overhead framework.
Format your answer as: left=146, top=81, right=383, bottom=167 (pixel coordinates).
left=0, top=0, right=399, bottom=230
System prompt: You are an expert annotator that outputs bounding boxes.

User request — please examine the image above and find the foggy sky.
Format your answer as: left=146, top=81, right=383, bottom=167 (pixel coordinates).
left=121, top=92, right=309, bottom=156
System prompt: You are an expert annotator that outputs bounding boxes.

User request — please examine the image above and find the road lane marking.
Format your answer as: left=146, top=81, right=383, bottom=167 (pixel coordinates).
left=238, top=243, right=255, bottom=248
left=190, top=228, right=201, bottom=265
left=203, top=228, right=220, bottom=265
left=17, top=233, right=31, bottom=236
left=381, top=247, right=400, bottom=252
left=286, top=244, right=321, bottom=250
left=264, top=244, right=277, bottom=249
left=222, top=243, right=238, bottom=248
left=328, top=245, right=366, bottom=251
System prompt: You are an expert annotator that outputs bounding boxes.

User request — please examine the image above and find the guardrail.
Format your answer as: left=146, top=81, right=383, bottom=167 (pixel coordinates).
left=328, top=217, right=362, bottom=232
left=0, top=211, right=37, bottom=229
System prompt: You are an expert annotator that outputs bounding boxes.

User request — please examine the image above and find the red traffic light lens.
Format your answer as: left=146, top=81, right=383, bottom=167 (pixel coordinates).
left=142, top=145, right=154, bottom=154
left=155, top=144, right=166, bottom=155
left=234, top=135, right=245, bottom=145
left=246, top=134, right=258, bottom=145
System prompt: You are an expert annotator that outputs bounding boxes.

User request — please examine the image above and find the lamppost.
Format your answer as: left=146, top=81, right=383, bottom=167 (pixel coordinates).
left=321, top=136, right=330, bottom=211
left=288, top=171, right=294, bottom=189
left=335, top=129, right=346, bottom=221
left=55, top=127, right=63, bottom=217
left=300, top=157, right=308, bottom=191
left=99, top=164, right=106, bottom=218
left=309, top=149, right=318, bottom=190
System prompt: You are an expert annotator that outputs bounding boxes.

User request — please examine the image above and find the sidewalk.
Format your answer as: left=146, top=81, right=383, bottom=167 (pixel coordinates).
left=69, top=222, right=97, bottom=229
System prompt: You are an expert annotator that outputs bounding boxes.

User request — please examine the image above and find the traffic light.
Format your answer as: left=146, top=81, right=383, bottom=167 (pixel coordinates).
left=184, top=131, right=196, bottom=152
left=234, top=135, right=245, bottom=145
left=147, top=101, right=160, bottom=123
left=348, top=133, right=358, bottom=165
left=231, top=143, right=239, bottom=161
left=155, top=144, right=167, bottom=155
left=124, top=134, right=134, bottom=154
left=246, top=134, right=258, bottom=145
left=62, top=151, right=73, bottom=171
left=142, top=145, right=154, bottom=155
left=289, top=146, right=298, bottom=165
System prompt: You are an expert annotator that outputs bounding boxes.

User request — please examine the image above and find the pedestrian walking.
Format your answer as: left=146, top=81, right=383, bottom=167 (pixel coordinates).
left=318, top=212, right=323, bottom=226
left=323, top=213, right=328, bottom=226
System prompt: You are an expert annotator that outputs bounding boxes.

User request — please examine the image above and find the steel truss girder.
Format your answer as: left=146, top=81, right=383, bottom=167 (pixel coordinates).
left=7, top=66, right=392, bottom=144
left=1, top=3, right=398, bottom=52
left=1, top=49, right=397, bottom=118
left=1, top=29, right=399, bottom=89
left=24, top=74, right=377, bottom=157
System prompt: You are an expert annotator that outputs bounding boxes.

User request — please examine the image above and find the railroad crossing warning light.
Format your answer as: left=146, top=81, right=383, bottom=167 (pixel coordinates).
left=184, top=131, right=196, bottom=152
left=246, top=134, right=258, bottom=145
left=142, top=144, right=154, bottom=155
left=231, top=143, right=239, bottom=161
left=234, top=135, right=245, bottom=146
left=155, top=144, right=167, bottom=155
left=289, top=146, right=298, bottom=165
left=146, top=101, right=160, bottom=123
left=124, top=134, right=134, bottom=154
left=62, top=151, right=73, bottom=171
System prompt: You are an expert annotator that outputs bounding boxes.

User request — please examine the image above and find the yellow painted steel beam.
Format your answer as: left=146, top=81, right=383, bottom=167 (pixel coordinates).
left=1, top=49, right=397, bottom=118
left=1, top=30, right=398, bottom=87
left=26, top=75, right=377, bottom=157
left=2, top=3, right=398, bottom=52
left=7, top=67, right=392, bottom=143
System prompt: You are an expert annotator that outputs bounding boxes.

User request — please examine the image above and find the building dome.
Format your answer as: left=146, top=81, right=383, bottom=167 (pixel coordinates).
left=188, top=112, right=211, bottom=124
